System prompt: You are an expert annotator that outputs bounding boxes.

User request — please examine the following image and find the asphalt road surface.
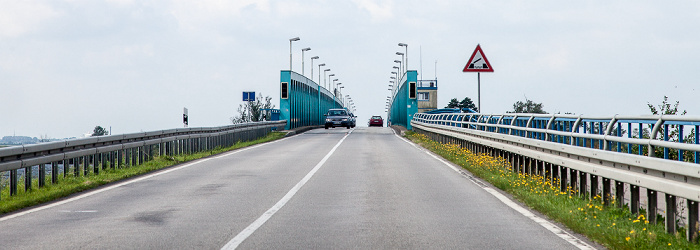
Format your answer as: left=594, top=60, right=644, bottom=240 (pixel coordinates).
left=0, top=127, right=596, bottom=249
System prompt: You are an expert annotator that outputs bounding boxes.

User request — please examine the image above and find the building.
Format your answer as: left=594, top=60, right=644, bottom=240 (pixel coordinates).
left=416, top=80, right=438, bottom=113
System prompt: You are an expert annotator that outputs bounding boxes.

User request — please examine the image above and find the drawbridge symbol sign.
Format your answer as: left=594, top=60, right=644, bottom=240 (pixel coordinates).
left=462, top=44, right=494, bottom=72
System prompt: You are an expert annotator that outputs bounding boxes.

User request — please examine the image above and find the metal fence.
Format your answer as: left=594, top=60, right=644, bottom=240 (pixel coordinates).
left=0, top=121, right=286, bottom=201
left=412, top=113, right=700, bottom=241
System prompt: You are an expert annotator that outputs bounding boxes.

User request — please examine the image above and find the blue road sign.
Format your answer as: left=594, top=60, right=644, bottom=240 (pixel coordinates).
left=243, top=91, right=255, bottom=101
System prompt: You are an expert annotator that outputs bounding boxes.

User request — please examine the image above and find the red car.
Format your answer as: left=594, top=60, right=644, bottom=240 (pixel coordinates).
left=368, top=116, right=384, bottom=127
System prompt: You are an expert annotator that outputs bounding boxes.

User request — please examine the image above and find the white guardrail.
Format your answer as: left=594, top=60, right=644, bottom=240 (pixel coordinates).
left=412, top=113, right=700, bottom=241
left=0, top=121, right=286, bottom=201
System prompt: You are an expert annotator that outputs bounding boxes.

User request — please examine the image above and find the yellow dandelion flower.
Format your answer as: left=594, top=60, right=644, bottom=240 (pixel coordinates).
left=625, top=237, right=630, bottom=241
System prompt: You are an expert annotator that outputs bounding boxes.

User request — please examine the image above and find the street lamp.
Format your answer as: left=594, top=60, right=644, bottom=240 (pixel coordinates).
left=319, top=63, right=326, bottom=86
left=310, top=56, right=319, bottom=81
left=324, top=69, right=331, bottom=90
left=301, top=47, right=311, bottom=76
left=328, top=74, right=335, bottom=90
left=396, top=52, right=404, bottom=74
left=398, top=42, right=408, bottom=73
left=333, top=79, right=339, bottom=90
left=394, top=60, right=402, bottom=76
left=392, top=68, right=399, bottom=81
left=289, top=37, right=300, bottom=71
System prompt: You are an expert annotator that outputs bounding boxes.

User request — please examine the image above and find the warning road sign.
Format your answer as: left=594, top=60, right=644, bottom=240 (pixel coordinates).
left=462, top=44, right=494, bottom=72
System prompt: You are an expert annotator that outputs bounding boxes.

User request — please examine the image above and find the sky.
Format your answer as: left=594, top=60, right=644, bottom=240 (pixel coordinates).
left=1, top=0, right=700, bottom=139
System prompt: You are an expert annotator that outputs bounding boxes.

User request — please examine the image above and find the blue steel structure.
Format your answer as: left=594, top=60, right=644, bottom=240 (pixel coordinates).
left=280, top=70, right=343, bottom=130
left=387, top=70, right=418, bottom=130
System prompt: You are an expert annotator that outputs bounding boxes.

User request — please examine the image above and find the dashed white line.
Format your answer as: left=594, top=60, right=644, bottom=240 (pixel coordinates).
left=221, top=129, right=352, bottom=250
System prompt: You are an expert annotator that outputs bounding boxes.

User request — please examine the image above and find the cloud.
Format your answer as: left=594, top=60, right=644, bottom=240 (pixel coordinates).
left=0, top=1, right=59, bottom=38
left=352, top=0, right=393, bottom=21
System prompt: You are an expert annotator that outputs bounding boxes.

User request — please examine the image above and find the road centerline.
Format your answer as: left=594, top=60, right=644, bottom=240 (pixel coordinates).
left=221, top=129, right=353, bottom=250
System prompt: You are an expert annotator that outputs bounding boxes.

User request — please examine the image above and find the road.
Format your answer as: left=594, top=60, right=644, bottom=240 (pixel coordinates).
left=0, top=127, right=595, bottom=249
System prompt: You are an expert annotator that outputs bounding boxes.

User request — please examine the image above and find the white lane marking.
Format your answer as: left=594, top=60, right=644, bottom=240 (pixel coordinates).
left=0, top=136, right=292, bottom=222
left=222, top=129, right=353, bottom=250
left=396, top=134, right=596, bottom=250
left=59, top=210, right=98, bottom=213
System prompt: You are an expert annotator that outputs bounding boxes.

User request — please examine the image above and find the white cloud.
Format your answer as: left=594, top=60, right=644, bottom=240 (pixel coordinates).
left=351, top=0, right=393, bottom=21
left=0, top=1, right=59, bottom=38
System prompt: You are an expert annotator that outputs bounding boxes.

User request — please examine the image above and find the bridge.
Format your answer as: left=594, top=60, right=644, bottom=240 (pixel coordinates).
left=1, top=66, right=699, bottom=249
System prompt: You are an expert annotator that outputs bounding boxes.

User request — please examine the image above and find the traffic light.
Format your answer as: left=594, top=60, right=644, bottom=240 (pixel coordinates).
left=281, top=82, right=288, bottom=99
left=183, top=114, right=188, bottom=125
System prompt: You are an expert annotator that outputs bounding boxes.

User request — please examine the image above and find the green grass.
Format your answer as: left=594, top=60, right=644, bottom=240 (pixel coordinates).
left=405, top=131, right=699, bottom=249
left=0, top=132, right=286, bottom=215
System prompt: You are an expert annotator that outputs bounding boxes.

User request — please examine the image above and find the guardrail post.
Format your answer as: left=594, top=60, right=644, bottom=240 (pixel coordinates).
left=24, top=166, right=32, bottom=191
left=688, top=200, right=699, bottom=242
left=603, top=178, right=611, bottom=206
left=52, top=161, right=58, bottom=184
left=559, top=166, right=568, bottom=193
left=117, top=150, right=123, bottom=167
left=615, top=181, right=624, bottom=208
left=630, top=185, right=640, bottom=215
left=10, top=169, right=17, bottom=196
left=551, top=163, right=558, bottom=186
left=590, top=175, right=599, bottom=199
left=83, top=156, right=88, bottom=176
left=648, top=189, right=658, bottom=224
left=666, top=194, right=677, bottom=234
left=94, top=153, right=99, bottom=175
left=39, top=163, right=46, bottom=187
left=569, top=169, right=577, bottom=194
left=138, top=146, right=144, bottom=165
left=132, top=147, right=137, bottom=166
left=579, top=171, right=587, bottom=197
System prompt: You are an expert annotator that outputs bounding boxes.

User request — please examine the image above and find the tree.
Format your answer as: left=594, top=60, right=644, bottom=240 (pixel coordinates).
left=459, top=97, right=478, bottom=112
left=445, top=98, right=460, bottom=109
left=92, top=126, right=108, bottom=136
left=231, top=94, right=275, bottom=124
left=445, top=97, right=479, bottom=112
left=511, top=97, right=546, bottom=114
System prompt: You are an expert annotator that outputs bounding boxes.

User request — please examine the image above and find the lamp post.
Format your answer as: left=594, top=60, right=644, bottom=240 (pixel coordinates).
left=328, top=74, right=335, bottom=91
left=392, top=68, right=399, bottom=82
left=311, top=56, right=319, bottom=81
left=394, top=60, right=402, bottom=77
left=319, top=64, right=326, bottom=86
left=398, top=42, right=408, bottom=73
left=333, top=79, right=339, bottom=92
left=396, top=52, right=404, bottom=75
left=289, top=37, right=300, bottom=71
left=301, top=47, right=310, bottom=76
left=323, top=69, right=331, bottom=89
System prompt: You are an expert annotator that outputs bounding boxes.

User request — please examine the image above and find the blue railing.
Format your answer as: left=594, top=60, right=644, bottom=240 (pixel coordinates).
left=413, top=113, right=700, bottom=163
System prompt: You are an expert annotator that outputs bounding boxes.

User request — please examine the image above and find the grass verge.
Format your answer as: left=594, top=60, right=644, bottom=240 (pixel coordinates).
left=405, top=131, right=698, bottom=250
left=0, top=132, right=286, bottom=215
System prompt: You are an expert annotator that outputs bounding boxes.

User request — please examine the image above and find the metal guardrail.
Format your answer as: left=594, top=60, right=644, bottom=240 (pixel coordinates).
left=0, top=121, right=286, bottom=200
left=411, top=113, right=700, bottom=241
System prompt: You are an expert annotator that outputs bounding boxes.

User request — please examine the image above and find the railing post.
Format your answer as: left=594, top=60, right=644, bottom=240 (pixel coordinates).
left=579, top=171, right=587, bottom=198
left=24, top=166, right=32, bottom=191
left=615, top=181, right=624, bottom=208
left=648, top=189, right=658, bottom=224
left=688, top=200, right=699, bottom=242
left=39, top=163, right=46, bottom=187
left=590, top=175, right=599, bottom=199
left=559, top=166, right=568, bottom=193
left=569, top=169, right=577, bottom=194
left=666, top=194, right=677, bottom=234
left=630, top=185, right=640, bottom=215
left=603, top=178, right=611, bottom=206
left=52, top=161, right=58, bottom=184
left=10, top=169, right=17, bottom=196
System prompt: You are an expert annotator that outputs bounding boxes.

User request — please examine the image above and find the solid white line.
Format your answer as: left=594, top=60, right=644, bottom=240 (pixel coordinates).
left=0, top=136, right=292, bottom=222
left=396, top=133, right=596, bottom=250
left=221, top=130, right=352, bottom=250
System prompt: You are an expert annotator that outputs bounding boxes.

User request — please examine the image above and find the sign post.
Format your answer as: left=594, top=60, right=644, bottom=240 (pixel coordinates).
left=243, top=91, right=256, bottom=122
left=183, top=107, right=188, bottom=128
left=462, top=44, right=494, bottom=113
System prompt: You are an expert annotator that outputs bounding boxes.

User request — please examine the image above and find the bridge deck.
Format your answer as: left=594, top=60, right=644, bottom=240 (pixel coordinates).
left=0, top=128, right=593, bottom=249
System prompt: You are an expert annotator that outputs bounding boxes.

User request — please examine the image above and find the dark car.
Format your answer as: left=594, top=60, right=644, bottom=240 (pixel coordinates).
left=325, top=109, right=351, bottom=129
left=368, top=116, right=383, bottom=127
left=348, top=113, right=357, bottom=128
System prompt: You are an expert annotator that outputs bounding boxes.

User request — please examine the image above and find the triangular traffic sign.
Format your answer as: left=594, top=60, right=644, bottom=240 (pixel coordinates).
left=463, top=44, right=494, bottom=72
